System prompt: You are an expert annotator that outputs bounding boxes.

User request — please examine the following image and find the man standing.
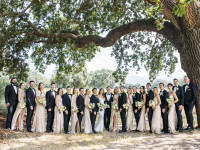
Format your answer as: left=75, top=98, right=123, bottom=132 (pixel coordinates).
left=146, top=83, right=154, bottom=133
left=159, top=83, right=169, bottom=134
left=5, top=77, right=18, bottom=130
left=173, top=79, right=184, bottom=132
left=26, top=81, right=36, bottom=132
left=90, top=88, right=99, bottom=133
left=46, top=82, right=56, bottom=133
left=118, top=86, right=127, bottom=133
left=104, top=86, right=113, bottom=131
left=77, top=88, right=85, bottom=132
left=62, top=86, right=72, bottom=134
left=183, top=76, right=197, bottom=131
left=132, top=86, right=141, bottom=132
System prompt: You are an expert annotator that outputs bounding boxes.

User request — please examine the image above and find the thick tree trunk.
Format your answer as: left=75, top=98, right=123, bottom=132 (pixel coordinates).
left=179, top=29, right=200, bottom=128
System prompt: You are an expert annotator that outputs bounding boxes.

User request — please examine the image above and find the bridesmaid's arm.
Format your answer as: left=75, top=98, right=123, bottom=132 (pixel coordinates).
left=143, top=94, right=146, bottom=107
left=173, top=92, right=179, bottom=103
left=129, top=95, right=133, bottom=105
left=84, top=96, right=90, bottom=110
left=156, top=95, right=161, bottom=107
left=18, top=90, right=22, bottom=103
left=55, top=95, right=59, bottom=109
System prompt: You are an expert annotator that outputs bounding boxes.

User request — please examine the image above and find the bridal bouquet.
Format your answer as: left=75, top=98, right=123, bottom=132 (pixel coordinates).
left=123, top=103, right=130, bottom=111
left=88, top=103, right=95, bottom=112
left=104, top=104, right=110, bottom=109
left=98, top=103, right=105, bottom=111
left=136, top=101, right=143, bottom=109
left=112, top=103, right=118, bottom=111
left=148, top=100, right=155, bottom=107
left=167, top=98, right=174, bottom=107
left=72, top=106, right=79, bottom=112
left=20, top=102, right=26, bottom=109
left=38, top=99, right=46, bottom=107
left=58, top=105, right=66, bottom=114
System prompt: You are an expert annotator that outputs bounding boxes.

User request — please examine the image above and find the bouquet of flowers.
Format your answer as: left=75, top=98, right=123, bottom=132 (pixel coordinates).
left=167, top=98, right=174, bottom=107
left=88, top=103, right=95, bottom=112
left=148, top=100, right=155, bottom=107
left=112, top=103, right=118, bottom=111
left=72, top=106, right=79, bottom=112
left=104, top=104, right=110, bottom=109
left=58, top=105, right=66, bottom=114
left=136, top=101, right=143, bottom=109
left=123, top=103, right=130, bottom=111
left=98, top=103, right=105, bottom=111
left=19, top=102, right=26, bottom=109
left=38, top=99, right=46, bottom=107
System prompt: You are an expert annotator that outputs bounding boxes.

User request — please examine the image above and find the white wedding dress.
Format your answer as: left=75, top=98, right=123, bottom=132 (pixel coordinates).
left=168, top=93, right=177, bottom=133
left=94, top=97, right=105, bottom=132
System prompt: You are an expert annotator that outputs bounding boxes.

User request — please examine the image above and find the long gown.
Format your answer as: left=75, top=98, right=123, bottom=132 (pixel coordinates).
left=95, top=97, right=105, bottom=132
left=151, top=95, right=161, bottom=134
left=53, top=95, right=64, bottom=133
left=71, top=94, right=80, bottom=134
left=126, top=95, right=133, bottom=130
left=84, top=96, right=92, bottom=133
left=168, top=93, right=177, bottom=133
left=137, top=95, right=146, bottom=131
left=109, top=94, right=119, bottom=131
left=11, top=89, right=25, bottom=130
left=32, top=90, right=46, bottom=133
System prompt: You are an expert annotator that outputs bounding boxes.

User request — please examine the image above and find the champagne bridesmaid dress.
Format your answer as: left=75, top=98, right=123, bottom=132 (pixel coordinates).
left=71, top=94, right=80, bottom=134
left=126, top=95, right=133, bottom=131
left=84, top=96, right=92, bottom=133
left=138, top=94, right=146, bottom=131
left=168, top=93, right=177, bottom=133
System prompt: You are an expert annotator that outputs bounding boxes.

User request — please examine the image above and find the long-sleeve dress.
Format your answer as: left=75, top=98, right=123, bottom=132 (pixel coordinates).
left=126, top=95, right=133, bottom=130
left=109, top=94, right=119, bottom=131
left=32, top=90, right=46, bottom=133
left=71, top=94, right=80, bottom=134
left=84, top=96, right=92, bottom=133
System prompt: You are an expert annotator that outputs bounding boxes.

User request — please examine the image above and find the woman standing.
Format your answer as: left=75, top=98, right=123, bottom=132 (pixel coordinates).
left=126, top=88, right=133, bottom=132
left=168, top=83, right=178, bottom=133
left=53, top=88, right=64, bottom=133
left=151, top=87, right=162, bottom=134
left=109, top=87, right=119, bottom=132
left=11, top=83, right=26, bottom=131
left=84, top=89, right=92, bottom=133
left=71, top=88, right=80, bottom=134
left=32, top=82, right=46, bottom=133
left=95, top=88, right=105, bottom=132
left=137, top=86, right=146, bottom=132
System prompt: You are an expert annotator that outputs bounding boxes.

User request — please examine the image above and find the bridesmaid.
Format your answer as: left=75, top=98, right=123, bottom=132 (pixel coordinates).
left=109, top=87, right=119, bottom=132
left=84, top=89, right=92, bottom=134
left=167, top=83, right=178, bottom=133
left=126, top=88, right=133, bottom=132
left=54, top=88, right=64, bottom=133
left=32, top=82, right=46, bottom=133
left=11, top=83, right=26, bottom=131
left=137, top=86, right=146, bottom=132
left=151, top=87, right=162, bottom=134
left=71, top=88, right=80, bottom=134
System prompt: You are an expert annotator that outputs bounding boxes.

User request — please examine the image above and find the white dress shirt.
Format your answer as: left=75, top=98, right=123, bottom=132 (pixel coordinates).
left=12, top=84, right=17, bottom=94
left=51, top=90, right=55, bottom=98
left=106, top=93, right=111, bottom=101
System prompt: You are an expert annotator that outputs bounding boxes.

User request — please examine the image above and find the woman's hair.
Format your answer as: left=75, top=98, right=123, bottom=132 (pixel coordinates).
left=98, top=88, right=105, bottom=98
left=57, top=88, right=63, bottom=95
left=19, top=83, right=25, bottom=88
left=73, top=88, right=77, bottom=94
left=85, top=89, right=90, bottom=95
left=140, top=86, right=146, bottom=94
left=114, top=87, right=119, bottom=94
left=167, top=83, right=173, bottom=87
left=127, top=88, right=132, bottom=94
left=38, top=82, right=44, bottom=91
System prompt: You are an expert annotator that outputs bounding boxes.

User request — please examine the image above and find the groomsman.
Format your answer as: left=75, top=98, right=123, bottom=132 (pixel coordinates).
left=146, top=83, right=154, bottom=133
left=173, top=79, right=184, bottom=132
left=46, top=82, right=56, bottom=132
left=26, top=81, right=36, bottom=132
left=77, top=88, right=85, bottom=132
left=118, top=86, right=127, bottom=133
left=159, top=83, right=169, bottom=134
left=104, top=86, right=113, bottom=131
left=62, top=86, right=72, bottom=134
left=183, top=76, right=197, bottom=130
left=132, top=86, right=141, bottom=132
left=5, top=77, right=18, bottom=130
left=90, top=88, right=99, bottom=133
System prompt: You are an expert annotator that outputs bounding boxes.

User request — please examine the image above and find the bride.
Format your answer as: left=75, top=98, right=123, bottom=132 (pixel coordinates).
left=94, top=88, right=105, bottom=132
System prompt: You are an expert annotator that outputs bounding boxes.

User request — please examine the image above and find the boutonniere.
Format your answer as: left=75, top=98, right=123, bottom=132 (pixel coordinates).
left=177, top=88, right=179, bottom=91
left=160, top=92, right=163, bottom=96
left=133, top=93, right=135, bottom=97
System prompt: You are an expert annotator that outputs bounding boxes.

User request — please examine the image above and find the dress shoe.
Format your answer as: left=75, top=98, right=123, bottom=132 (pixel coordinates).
left=179, top=128, right=183, bottom=133
left=6, top=128, right=11, bottom=131
left=149, top=130, right=152, bottom=133
left=93, top=131, right=97, bottom=134
left=27, top=130, right=33, bottom=133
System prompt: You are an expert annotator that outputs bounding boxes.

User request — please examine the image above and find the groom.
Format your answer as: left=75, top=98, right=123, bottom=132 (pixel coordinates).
left=90, top=88, right=99, bottom=133
left=118, top=86, right=127, bottom=133
left=77, top=88, right=85, bottom=132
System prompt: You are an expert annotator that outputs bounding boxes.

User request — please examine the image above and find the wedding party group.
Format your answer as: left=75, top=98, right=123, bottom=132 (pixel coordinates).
left=5, top=76, right=197, bottom=134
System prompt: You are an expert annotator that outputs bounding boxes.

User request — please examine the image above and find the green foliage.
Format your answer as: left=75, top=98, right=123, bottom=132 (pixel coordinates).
left=173, top=0, right=194, bottom=17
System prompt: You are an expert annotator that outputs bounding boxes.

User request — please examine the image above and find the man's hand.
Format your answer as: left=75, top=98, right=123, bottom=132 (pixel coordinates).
left=6, top=103, right=10, bottom=107
left=94, top=111, right=96, bottom=115
left=134, top=109, right=137, bottom=113
left=30, top=106, right=33, bottom=110
left=65, top=110, right=68, bottom=115
left=162, top=109, right=165, bottom=113
left=146, top=108, right=149, bottom=112
left=179, top=105, right=183, bottom=111
left=48, top=108, right=52, bottom=111
left=120, top=109, right=122, bottom=112
left=81, top=111, right=84, bottom=115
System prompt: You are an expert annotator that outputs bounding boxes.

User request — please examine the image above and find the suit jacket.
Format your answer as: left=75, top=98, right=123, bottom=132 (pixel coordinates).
left=46, top=90, right=56, bottom=109
left=182, top=83, right=197, bottom=105
left=76, top=94, right=85, bottom=113
left=173, top=85, right=184, bottom=106
left=146, top=89, right=154, bottom=108
left=90, top=94, right=99, bottom=112
left=5, top=84, right=18, bottom=105
left=62, top=93, right=72, bottom=113
left=132, top=92, right=141, bottom=111
left=104, top=92, right=113, bottom=109
left=159, top=89, right=169, bottom=110
left=26, top=87, right=36, bottom=107
left=118, top=92, right=127, bottom=110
